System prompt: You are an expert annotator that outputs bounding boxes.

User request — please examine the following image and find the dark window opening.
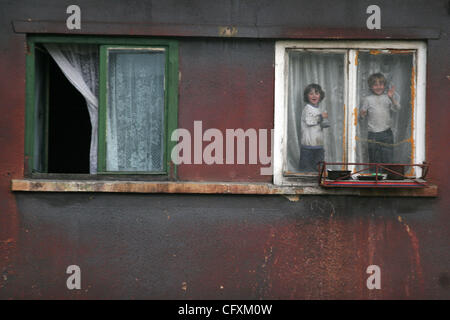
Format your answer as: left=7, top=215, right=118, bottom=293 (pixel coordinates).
left=47, top=56, right=91, bottom=173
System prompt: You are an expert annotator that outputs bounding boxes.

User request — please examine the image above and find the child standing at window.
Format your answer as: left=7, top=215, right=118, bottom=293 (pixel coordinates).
left=299, top=83, right=329, bottom=172
left=360, top=73, right=400, bottom=165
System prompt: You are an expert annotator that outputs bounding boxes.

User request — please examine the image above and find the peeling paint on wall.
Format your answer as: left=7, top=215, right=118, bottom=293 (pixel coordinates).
left=218, top=26, right=238, bottom=37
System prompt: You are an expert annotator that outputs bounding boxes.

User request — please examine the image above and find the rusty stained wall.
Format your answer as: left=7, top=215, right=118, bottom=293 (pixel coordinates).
left=3, top=193, right=445, bottom=299
left=1, top=0, right=450, bottom=299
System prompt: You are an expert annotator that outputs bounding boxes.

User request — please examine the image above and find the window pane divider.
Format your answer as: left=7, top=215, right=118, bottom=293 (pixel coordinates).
left=347, top=49, right=358, bottom=173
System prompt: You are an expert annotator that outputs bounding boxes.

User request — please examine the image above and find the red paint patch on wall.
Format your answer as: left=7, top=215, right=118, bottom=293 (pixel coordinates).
left=0, top=34, right=27, bottom=296
left=177, top=40, right=274, bottom=182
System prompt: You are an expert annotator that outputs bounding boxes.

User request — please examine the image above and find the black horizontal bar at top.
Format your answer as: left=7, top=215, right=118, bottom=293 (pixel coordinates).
left=12, top=20, right=441, bottom=39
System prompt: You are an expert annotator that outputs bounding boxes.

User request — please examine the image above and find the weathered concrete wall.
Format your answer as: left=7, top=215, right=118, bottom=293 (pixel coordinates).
left=1, top=0, right=449, bottom=299
left=4, top=193, right=446, bottom=299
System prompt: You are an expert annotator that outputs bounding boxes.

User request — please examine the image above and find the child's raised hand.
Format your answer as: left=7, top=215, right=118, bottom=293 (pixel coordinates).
left=321, top=111, right=328, bottom=119
left=388, top=85, right=396, bottom=98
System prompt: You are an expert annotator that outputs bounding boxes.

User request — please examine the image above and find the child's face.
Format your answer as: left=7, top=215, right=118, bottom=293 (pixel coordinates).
left=370, top=79, right=385, bottom=95
left=307, top=89, right=321, bottom=105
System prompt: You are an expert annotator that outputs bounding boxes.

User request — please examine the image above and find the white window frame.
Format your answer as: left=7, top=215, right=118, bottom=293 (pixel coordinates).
left=273, top=40, right=427, bottom=186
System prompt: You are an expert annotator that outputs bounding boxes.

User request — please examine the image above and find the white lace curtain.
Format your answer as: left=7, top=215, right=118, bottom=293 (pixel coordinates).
left=106, top=49, right=165, bottom=172
left=356, top=52, right=412, bottom=165
left=286, top=51, right=346, bottom=172
left=286, top=50, right=413, bottom=173
left=44, top=43, right=99, bottom=173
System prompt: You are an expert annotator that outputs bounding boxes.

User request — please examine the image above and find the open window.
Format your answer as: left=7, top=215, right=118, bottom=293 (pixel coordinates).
left=273, top=41, right=427, bottom=186
left=25, top=36, right=178, bottom=179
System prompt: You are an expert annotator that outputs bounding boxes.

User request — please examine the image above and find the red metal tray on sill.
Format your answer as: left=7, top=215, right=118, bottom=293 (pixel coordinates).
left=320, top=179, right=427, bottom=188
left=318, top=162, right=429, bottom=188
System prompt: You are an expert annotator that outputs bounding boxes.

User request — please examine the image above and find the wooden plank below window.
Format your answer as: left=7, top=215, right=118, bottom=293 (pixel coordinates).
left=11, top=179, right=438, bottom=197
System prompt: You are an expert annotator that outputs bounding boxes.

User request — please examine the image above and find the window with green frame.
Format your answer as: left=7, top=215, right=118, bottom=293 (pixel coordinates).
left=25, top=36, right=178, bottom=178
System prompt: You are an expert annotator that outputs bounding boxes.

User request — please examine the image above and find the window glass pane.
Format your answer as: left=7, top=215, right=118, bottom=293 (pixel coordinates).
left=286, top=50, right=346, bottom=173
left=356, top=51, right=414, bottom=174
left=106, top=48, right=165, bottom=172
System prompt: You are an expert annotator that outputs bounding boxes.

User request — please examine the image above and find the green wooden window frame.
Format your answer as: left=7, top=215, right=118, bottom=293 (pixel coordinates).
left=25, top=35, right=179, bottom=178
left=99, top=45, right=169, bottom=174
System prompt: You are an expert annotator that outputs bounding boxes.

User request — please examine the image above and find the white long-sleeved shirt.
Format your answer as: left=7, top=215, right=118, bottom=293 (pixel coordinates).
left=301, top=104, right=324, bottom=147
left=360, top=94, right=401, bottom=133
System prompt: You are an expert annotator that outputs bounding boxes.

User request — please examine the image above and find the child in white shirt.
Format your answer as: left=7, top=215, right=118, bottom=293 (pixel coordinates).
left=299, top=83, right=329, bottom=172
left=360, top=73, right=400, bottom=165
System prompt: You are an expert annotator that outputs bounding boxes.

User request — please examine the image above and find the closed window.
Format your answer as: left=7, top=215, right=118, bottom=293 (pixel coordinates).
left=99, top=46, right=167, bottom=173
left=273, top=41, right=426, bottom=185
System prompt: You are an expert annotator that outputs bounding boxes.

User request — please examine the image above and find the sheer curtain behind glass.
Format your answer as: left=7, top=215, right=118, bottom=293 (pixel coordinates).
left=356, top=51, right=413, bottom=170
left=286, top=50, right=346, bottom=173
left=44, top=43, right=99, bottom=173
left=106, top=49, right=165, bottom=172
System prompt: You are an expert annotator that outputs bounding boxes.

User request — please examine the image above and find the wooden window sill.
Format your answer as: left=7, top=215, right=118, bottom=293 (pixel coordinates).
left=11, top=179, right=438, bottom=197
